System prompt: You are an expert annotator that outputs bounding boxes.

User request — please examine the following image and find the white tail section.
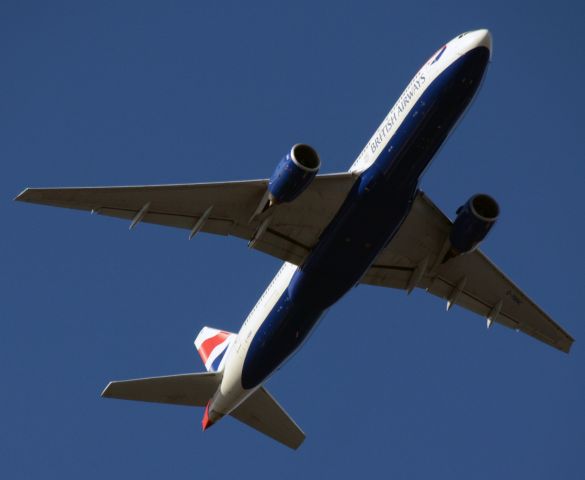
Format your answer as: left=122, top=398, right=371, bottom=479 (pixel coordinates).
left=101, top=372, right=221, bottom=406
left=231, top=386, right=305, bottom=449
left=194, top=326, right=236, bottom=372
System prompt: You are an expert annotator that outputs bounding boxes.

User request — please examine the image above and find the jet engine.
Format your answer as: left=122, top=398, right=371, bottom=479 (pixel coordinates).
left=449, top=193, right=499, bottom=255
left=268, top=144, right=320, bottom=204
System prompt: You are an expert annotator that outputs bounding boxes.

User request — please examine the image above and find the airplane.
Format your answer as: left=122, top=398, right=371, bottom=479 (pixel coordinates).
left=15, top=29, right=573, bottom=450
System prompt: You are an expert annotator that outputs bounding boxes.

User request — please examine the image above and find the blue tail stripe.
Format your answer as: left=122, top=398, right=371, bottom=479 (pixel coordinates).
left=210, top=346, right=227, bottom=371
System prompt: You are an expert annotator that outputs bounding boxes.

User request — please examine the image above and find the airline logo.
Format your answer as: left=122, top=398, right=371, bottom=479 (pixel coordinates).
left=194, top=327, right=235, bottom=372
left=430, top=45, right=447, bottom=65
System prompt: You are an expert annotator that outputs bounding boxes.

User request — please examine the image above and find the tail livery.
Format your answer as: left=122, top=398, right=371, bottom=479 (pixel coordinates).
left=101, top=325, right=305, bottom=449
left=195, top=327, right=236, bottom=372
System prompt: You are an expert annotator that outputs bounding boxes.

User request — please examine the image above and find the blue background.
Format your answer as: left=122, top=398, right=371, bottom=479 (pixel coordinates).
left=2, top=1, right=584, bottom=478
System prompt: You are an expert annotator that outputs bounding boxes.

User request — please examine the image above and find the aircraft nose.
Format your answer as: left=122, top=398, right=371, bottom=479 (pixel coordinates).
left=455, top=29, right=492, bottom=58
left=473, top=29, right=492, bottom=51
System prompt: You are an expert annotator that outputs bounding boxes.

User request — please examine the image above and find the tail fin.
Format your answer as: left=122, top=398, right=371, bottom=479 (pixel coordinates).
left=194, top=326, right=236, bottom=372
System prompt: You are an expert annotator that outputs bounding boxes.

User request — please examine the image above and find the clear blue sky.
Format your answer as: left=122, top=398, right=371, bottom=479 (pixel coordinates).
left=2, top=1, right=584, bottom=478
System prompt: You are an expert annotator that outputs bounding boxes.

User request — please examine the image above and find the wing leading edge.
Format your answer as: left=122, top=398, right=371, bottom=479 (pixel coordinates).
left=15, top=173, right=357, bottom=266
left=16, top=177, right=573, bottom=352
left=361, top=191, right=573, bottom=353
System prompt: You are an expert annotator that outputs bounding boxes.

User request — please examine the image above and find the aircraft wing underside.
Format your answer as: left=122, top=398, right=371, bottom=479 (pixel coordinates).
left=16, top=178, right=572, bottom=352
left=16, top=173, right=357, bottom=265
left=363, top=191, right=573, bottom=353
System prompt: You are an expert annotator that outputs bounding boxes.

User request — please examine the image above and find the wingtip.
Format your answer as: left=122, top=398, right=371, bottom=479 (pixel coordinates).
left=562, top=338, right=574, bottom=354
left=287, top=433, right=306, bottom=450
left=101, top=382, right=114, bottom=398
left=14, top=188, right=30, bottom=202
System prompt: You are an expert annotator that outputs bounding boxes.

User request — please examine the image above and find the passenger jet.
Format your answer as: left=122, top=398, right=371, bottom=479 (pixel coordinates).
left=16, top=29, right=573, bottom=449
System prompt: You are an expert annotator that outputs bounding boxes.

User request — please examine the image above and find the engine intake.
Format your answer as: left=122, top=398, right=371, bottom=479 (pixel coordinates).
left=449, top=193, right=499, bottom=255
left=268, top=144, right=320, bottom=204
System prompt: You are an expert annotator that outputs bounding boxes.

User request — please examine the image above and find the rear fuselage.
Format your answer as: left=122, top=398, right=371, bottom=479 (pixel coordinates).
left=208, top=30, right=492, bottom=422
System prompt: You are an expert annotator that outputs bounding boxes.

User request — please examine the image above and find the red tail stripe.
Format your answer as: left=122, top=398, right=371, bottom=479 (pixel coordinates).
left=199, top=331, right=230, bottom=364
left=202, top=401, right=213, bottom=431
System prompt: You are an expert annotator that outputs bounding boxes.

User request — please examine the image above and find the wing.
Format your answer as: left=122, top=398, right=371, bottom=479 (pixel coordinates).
left=361, top=191, right=574, bottom=353
left=15, top=173, right=357, bottom=266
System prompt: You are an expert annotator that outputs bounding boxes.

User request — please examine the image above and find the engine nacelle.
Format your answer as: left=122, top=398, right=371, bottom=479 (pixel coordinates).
left=449, top=194, right=499, bottom=254
left=268, top=144, right=320, bottom=204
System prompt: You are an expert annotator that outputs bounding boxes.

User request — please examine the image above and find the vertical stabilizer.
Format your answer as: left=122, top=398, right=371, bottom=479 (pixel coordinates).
left=194, top=326, right=236, bottom=372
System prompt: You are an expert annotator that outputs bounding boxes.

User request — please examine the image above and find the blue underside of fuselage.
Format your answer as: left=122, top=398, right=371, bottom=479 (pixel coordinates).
left=241, top=47, right=490, bottom=390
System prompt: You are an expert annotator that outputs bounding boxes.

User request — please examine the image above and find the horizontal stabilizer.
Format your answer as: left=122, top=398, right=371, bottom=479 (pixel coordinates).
left=101, top=372, right=220, bottom=407
left=102, top=372, right=304, bottom=449
left=231, top=387, right=305, bottom=450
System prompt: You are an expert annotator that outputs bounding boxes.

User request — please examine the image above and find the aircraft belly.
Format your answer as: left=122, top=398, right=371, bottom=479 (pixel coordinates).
left=286, top=47, right=490, bottom=311
left=240, top=46, right=492, bottom=392
left=241, top=290, right=324, bottom=390
left=219, top=263, right=299, bottom=407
